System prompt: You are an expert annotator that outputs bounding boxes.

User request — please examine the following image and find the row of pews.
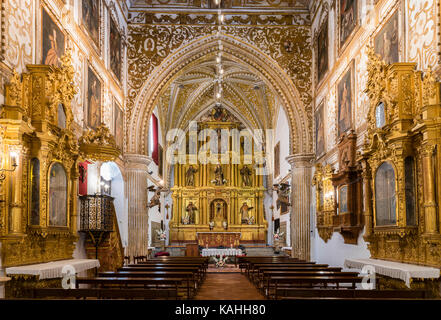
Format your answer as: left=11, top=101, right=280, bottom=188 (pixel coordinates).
left=239, top=256, right=428, bottom=300
left=30, top=257, right=209, bottom=300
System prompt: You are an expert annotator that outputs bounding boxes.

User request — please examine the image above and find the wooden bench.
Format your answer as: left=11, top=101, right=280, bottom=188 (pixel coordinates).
left=268, top=275, right=363, bottom=299
left=76, top=277, right=184, bottom=297
left=276, top=288, right=428, bottom=300
left=30, top=288, right=178, bottom=300
left=94, top=272, right=197, bottom=298
left=261, top=271, right=360, bottom=297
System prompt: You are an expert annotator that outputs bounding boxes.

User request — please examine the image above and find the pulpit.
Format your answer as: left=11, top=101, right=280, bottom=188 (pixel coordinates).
left=197, top=232, right=241, bottom=247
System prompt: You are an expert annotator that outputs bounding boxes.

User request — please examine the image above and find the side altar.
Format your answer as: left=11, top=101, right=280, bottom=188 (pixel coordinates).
left=169, top=107, right=268, bottom=244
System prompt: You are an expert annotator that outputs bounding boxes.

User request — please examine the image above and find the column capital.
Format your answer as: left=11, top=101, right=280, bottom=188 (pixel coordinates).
left=286, top=153, right=315, bottom=168
left=124, top=153, right=152, bottom=171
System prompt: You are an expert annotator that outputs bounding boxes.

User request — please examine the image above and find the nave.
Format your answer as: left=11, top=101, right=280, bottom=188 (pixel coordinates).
left=25, top=255, right=432, bottom=301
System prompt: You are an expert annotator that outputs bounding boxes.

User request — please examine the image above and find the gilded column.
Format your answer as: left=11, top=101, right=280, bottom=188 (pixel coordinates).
left=361, top=160, right=373, bottom=238
left=9, top=147, right=24, bottom=235
left=421, top=145, right=439, bottom=235
left=125, top=154, right=152, bottom=258
left=287, top=154, right=314, bottom=261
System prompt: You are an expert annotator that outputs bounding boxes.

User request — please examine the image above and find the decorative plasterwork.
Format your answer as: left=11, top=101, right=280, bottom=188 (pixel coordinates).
left=127, top=30, right=312, bottom=155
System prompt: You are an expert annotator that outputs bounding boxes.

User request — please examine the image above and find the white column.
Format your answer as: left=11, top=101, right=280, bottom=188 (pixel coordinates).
left=125, top=154, right=152, bottom=258
left=287, top=154, right=314, bottom=261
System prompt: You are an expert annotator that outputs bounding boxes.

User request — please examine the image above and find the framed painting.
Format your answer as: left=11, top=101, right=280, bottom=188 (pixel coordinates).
left=42, top=7, right=65, bottom=66
left=87, top=66, right=102, bottom=130
left=316, top=18, right=328, bottom=84
left=315, top=101, right=325, bottom=157
left=109, top=15, right=122, bottom=82
left=337, top=64, right=353, bottom=138
left=49, top=162, right=67, bottom=227
left=82, top=0, right=100, bottom=48
left=274, top=142, right=280, bottom=178
left=374, top=10, right=399, bottom=64
left=339, top=185, right=348, bottom=214
left=339, top=0, right=358, bottom=50
left=113, top=99, right=123, bottom=149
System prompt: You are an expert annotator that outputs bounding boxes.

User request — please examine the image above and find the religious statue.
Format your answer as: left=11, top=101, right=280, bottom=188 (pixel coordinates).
left=185, top=165, right=198, bottom=186
left=213, top=164, right=226, bottom=185
left=147, top=185, right=162, bottom=209
left=240, top=202, right=254, bottom=224
left=274, top=183, right=291, bottom=214
left=240, top=165, right=252, bottom=187
left=185, top=202, right=198, bottom=224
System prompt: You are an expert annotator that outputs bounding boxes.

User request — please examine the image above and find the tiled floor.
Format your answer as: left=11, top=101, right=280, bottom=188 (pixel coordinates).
left=194, top=273, right=265, bottom=300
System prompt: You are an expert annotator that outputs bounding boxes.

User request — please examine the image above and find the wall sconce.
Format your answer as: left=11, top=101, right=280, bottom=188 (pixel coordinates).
left=0, top=151, right=18, bottom=182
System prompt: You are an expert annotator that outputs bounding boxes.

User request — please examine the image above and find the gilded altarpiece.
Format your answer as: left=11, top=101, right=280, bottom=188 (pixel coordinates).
left=360, top=47, right=441, bottom=268
left=170, top=108, right=267, bottom=243
left=0, top=53, right=80, bottom=268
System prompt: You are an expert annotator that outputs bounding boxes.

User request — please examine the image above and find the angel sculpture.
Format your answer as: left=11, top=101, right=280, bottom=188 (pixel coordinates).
left=274, top=183, right=291, bottom=210
left=147, top=185, right=162, bottom=208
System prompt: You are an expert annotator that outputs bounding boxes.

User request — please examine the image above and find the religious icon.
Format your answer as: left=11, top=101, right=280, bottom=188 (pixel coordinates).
left=82, top=0, right=100, bottom=47
left=375, top=11, right=399, bottom=64
left=240, top=202, right=254, bottom=224
left=240, top=165, right=252, bottom=187
left=339, top=185, right=348, bottom=213
left=185, top=202, right=198, bottom=225
left=42, top=8, right=65, bottom=66
left=87, top=66, right=101, bottom=130
left=213, top=164, right=226, bottom=185
left=337, top=67, right=352, bottom=138
left=109, top=15, right=122, bottom=81
left=315, top=102, right=325, bottom=157
left=49, top=162, right=67, bottom=226
left=339, top=0, right=357, bottom=48
left=317, top=18, right=328, bottom=83
left=185, top=165, right=198, bottom=186
left=113, top=100, right=123, bottom=149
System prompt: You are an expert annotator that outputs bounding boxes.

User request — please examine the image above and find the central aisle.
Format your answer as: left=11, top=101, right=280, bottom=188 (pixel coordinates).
left=195, top=273, right=265, bottom=300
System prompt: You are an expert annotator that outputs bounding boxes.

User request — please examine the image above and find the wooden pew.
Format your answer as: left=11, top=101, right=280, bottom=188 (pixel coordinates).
left=120, top=265, right=205, bottom=281
left=30, top=288, right=178, bottom=300
left=95, top=271, right=197, bottom=298
left=247, top=262, right=324, bottom=279
left=268, top=275, right=363, bottom=299
left=276, top=288, right=428, bottom=300
left=76, top=277, right=183, bottom=298
left=261, top=271, right=360, bottom=297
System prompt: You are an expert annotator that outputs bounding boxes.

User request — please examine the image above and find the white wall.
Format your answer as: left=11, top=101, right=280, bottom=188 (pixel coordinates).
left=272, top=105, right=291, bottom=246
left=310, top=178, right=370, bottom=268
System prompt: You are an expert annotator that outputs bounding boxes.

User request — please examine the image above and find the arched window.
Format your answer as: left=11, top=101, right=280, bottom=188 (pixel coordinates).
left=49, top=162, right=67, bottom=226
left=375, top=162, right=396, bottom=226
left=405, top=157, right=416, bottom=226
left=30, top=158, right=40, bottom=225
left=58, top=103, right=66, bottom=129
left=375, top=102, right=386, bottom=128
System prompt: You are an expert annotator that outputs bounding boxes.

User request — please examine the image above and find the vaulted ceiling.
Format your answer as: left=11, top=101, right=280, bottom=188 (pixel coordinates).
left=155, top=53, right=280, bottom=134
left=127, top=0, right=311, bottom=11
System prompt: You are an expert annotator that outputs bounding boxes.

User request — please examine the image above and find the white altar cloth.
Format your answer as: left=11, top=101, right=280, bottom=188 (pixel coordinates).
left=344, top=258, right=440, bottom=288
left=201, top=248, right=243, bottom=257
left=6, top=259, right=100, bottom=280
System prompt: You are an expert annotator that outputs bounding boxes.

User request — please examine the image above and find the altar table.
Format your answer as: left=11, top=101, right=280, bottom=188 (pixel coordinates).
left=344, top=258, right=440, bottom=288
left=201, top=248, right=243, bottom=257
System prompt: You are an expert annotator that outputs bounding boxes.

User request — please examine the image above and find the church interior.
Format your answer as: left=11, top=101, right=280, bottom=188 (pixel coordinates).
left=0, top=0, right=440, bottom=303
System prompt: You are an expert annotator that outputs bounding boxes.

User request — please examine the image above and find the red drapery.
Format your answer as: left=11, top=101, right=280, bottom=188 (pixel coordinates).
left=151, top=114, right=159, bottom=165
left=78, top=161, right=90, bottom=196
